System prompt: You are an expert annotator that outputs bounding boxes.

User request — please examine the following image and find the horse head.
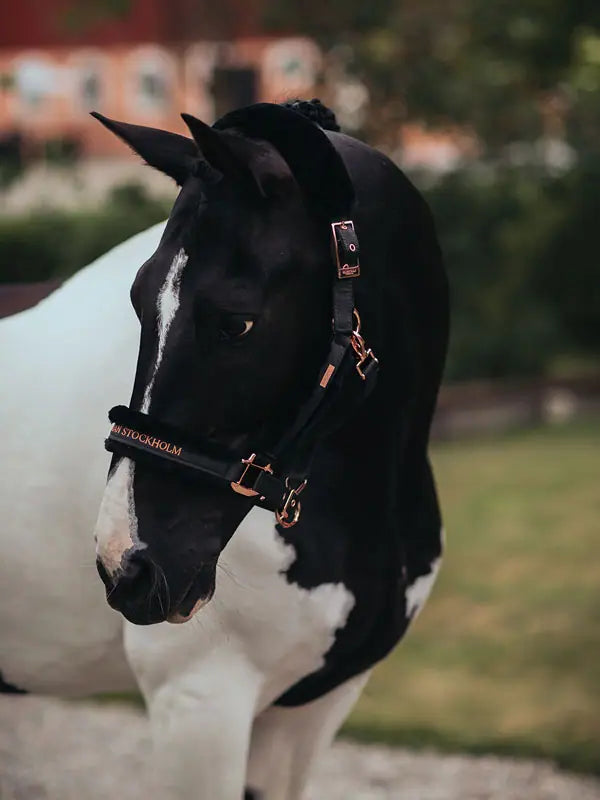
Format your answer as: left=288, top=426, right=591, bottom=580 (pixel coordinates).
left=92, top=105, right=366, bottom=625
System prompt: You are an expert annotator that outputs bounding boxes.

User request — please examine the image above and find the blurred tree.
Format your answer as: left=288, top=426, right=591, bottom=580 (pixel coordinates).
left=63, top=0, right=132, bottom=33
left=61, top=0, right=263, bottom=40
left=265, top=0, right=600, bottom=377
left=264, top=0, right=600, bottom=155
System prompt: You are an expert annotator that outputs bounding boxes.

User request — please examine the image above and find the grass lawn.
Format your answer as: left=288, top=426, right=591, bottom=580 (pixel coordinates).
left=343, top=419, right=600, bottom=774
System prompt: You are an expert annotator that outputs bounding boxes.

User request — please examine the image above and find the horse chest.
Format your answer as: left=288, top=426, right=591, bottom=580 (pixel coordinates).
left=215, top=508, right=357, bottom=702
left=122, top=506, right=356, bottom=707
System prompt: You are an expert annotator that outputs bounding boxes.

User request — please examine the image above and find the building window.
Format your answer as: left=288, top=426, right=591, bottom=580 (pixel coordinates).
left=128, top=48, right=174, bottom=115
left=69, top=52, right=107, bottom=114
left=81, top=67, right=102, bottom=108
left=14, top=56, right=56, bottom=110
left=262, top=39, right=322, bottom=98
left=138, top=67, right=167, bottom=110
left=212, top=67, right=257, bottom=120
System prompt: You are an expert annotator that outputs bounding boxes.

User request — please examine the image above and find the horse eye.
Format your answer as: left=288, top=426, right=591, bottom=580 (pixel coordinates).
left=217, top=316, right=254, bottom=341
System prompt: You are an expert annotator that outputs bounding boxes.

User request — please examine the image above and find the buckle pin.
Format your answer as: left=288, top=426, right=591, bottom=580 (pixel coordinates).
left=231, top=454, right=273, bottom=498
left=331, top=220, right=360, bottom=279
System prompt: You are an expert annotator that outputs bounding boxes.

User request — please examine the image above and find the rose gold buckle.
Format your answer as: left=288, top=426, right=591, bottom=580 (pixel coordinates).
left=276, top=478, right=307, bottom=528
left=231, top=454, right=273, bottom=497
left=351, top=309, right=378, bottom=380
left=331, top=220, right=360, bottom=279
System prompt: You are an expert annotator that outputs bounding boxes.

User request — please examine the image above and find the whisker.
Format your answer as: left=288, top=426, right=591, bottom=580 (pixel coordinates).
left=159, top=566, right=171, bottom=614
left=217, top=561, right=253, bottom=590
left=106, top=579, right=119, bottom=602
left=151, top=561, right=170, bottom=617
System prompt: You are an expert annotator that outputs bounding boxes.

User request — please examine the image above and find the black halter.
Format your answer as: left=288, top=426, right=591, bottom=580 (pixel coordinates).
left=105, top=104, right=379, bottom=527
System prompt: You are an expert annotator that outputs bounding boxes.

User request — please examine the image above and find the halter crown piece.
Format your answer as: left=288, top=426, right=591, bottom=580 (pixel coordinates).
left=104, top=104, right=379, bottom=528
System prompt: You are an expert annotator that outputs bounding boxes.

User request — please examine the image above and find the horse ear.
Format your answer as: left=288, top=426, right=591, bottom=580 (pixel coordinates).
left=91, top=112, right=198, bottom=185
left=214, top=103, right=354, bottom=221
left=180, top=113, right=266, bottom=198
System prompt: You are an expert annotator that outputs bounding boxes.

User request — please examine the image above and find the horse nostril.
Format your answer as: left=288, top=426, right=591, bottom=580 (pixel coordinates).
left=121, top=551, right=153, bottom=587
left=98, top=550, right=168, bottom=624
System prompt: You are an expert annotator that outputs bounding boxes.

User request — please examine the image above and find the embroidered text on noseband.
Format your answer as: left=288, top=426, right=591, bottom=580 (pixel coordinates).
left=110, top=425, right=182, bottom=457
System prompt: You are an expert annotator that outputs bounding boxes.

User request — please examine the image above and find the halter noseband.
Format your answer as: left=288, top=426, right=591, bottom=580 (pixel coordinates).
left=104, top=105, right=379, bottom=528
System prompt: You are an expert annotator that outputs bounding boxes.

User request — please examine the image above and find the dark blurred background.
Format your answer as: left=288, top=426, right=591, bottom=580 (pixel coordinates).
left=0, top=0, right=598, bottom=775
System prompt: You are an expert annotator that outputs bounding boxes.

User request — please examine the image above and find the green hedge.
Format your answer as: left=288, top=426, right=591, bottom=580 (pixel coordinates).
left=423, top=159, right=599, bottom=380
left=0, top=183, right=170, bottom=283
left=0, top=168, right=597, bottom=381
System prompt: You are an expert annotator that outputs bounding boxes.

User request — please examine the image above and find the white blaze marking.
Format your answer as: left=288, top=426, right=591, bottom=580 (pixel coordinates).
left=405, top=555, right=442, bottom=620
left=94, top=458, right=145, bottom=576
left=141, top=247, right=188, bottom=413
left=96, top=249, right=187, bottom=577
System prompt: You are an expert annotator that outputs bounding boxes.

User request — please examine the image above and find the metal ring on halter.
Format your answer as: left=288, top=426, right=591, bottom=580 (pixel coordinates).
left=276, top=478, right=308, bottom=528
left=351, top=309, right=378, bottom=380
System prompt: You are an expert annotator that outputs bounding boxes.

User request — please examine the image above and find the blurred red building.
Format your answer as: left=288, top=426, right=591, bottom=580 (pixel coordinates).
left=0, top=0, right=320, bottom=156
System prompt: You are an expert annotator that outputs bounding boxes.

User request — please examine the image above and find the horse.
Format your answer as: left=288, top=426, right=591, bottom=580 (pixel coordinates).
left=0, top=100, right=448, bottom=799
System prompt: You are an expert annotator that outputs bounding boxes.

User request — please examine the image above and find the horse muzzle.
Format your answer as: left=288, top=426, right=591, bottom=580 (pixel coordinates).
left=96, top=550, right=214, bottom=626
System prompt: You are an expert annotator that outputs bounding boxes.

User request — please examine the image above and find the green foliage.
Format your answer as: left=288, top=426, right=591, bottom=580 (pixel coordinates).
left=0, top=133, right=24, bottom=189
left=43, top=137, right=81, bottom=166
left=0, top=159, right=24, bottom=191
left=424, top=167, right=560, bottom=379
left=264, top=0, right=600, bottom=156
left=534, top=156, right=600, bottom=351
left=261, top=0, right=600, bottom=378
left=0, top=168, right=597, bottom=381
left=421, top=159, right=600, bottom=379
left=62, top=0, right=132, bottom=33
left=0, top=183, right=169, bottom=284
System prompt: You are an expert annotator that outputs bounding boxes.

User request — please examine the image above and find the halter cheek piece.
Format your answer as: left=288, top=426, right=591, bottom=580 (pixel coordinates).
left=104, top=104, right=379, bottom=528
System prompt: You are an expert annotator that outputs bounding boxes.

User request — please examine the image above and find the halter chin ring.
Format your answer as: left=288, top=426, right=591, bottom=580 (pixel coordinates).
left=275, top=479, right=308, bottom=528
left=351, top=309, right=379, bottom=380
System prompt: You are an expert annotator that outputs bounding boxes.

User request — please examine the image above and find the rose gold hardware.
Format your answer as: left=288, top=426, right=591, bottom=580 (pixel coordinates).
left=331, top=220, right=360, bottom=279
left=231, top=453, right=273, bottom=497
left=351, top=308, right=379, bottom=380
left=320, top=364, right=336, bottom=388
left=276, top=478, right=307, bottom=528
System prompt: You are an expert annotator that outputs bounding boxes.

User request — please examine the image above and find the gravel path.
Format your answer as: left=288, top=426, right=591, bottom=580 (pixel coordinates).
left=1, top=696, right=599, bottom=800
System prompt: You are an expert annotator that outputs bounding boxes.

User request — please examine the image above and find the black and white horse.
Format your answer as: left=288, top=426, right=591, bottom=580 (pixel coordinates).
left=0, top=101, right=448, bottom=799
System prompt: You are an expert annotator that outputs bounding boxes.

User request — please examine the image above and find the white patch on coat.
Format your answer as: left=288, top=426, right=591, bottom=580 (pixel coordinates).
left=1, top=222, right=166, bottom=696
left=141, top=247, right=188, bottom=413
left=94, top=458, right=145, bottom=576
left=216, top=511, right=357, bottom=708
left=405, top=554, right=442, bottom=620
left=247, top=670, right=371, bottom=799
left=123, top=507, right=356, bottom=712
